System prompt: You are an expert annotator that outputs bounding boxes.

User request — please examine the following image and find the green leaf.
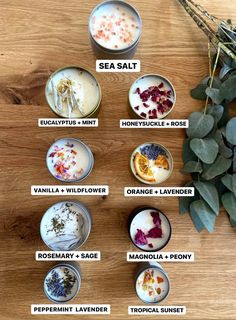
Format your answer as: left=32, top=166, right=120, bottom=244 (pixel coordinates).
left=201, top=76, right=221, bottom=88
left=182, top=139, right=198, bottom=163
left=226, top=117, right=236, bottom=145
left=214, top=130, right=233, bottom=158
left=201, top=155, right=232, bottom=180
left=207, top=105, right=224, bottom=125
left=190, top=208, right=205, bottom=232
left=219, top=75, right=236, bottom=102
left=186, top=112, right=214, bottom=138
left=191, top=84, right=207, bottom=100
left=190, top=138, right=219, bottom=164
left=190, top=200, right=216, bottom=232
left=179, top=182, right=196, bottom=214
left=205, top=88, right=222, bottom=104
left=221, top=174, right=233, bottom=192
left=181, top=161, right=202, bottom=174
left=222, top=192, right=236, bottom=220
left=233, top=147, right=236, bottom=173
left=193, top=181, right=219, bottom=214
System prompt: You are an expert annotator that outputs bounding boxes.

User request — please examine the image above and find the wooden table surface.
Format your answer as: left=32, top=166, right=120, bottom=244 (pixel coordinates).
left=0, top=0, right=236, bottom=319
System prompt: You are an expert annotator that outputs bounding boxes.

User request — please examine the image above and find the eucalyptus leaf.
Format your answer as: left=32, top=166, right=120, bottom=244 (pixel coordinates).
left=193, top=181, right=219, bottom=214
left=205, top=88, right=222, bottom=104
left=219, top=63, right=235, bottom=80
left=207, top=105, right=224, bottom=125
left=191, top=84, right=207, bottom=100
left=190, top=208, right=205, bottom=232
left=201, top=155, right=232, bottom=180
left=190, top=138, right=219, bottom=164
left=233, top=147, right=236, bottom=173
left=179, top=181, right=198, bottom=214
left=222, top=192, right=236, bottom=220
left=181, top=161, right=202, bottom=174
left=221, top=174, right=234, bottom=192
left=219, top=75, right=236, bottom=102
left=201, top=76, right=221, bottom=88
left=225, top=117, right=236, bottom=145
left=190, top=200, right=216, bottom=232
left=214, top=130, right=233, bottom=158
left=182, top=139, right=198, bottom=163
left=186, top=112, right=214, bottom=138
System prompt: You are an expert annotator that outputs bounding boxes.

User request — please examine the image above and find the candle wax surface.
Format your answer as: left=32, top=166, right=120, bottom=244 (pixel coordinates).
left=46, top=138, right=93, bottom=182
left=90, top=2, right=141, bottom=50
left=129, top=75, right=175, bottom=119
left=46, top=67, right=100, bottom=118
left=40, top=201, right=90, bottom=251
left=131, top=143, right=172, bottom=184
left=130, top=209, right=171, bottom=251
left=44, top=266, right=79, bottom=302
left=136, top=267, right=169, bottom=303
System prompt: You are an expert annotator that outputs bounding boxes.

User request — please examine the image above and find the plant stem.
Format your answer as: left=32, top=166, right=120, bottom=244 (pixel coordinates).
left=204, top=46, right=221, bottom=114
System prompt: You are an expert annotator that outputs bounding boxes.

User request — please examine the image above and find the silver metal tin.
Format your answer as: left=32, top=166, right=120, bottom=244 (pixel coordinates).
left=40, top=200, right=92, bottom=251
left=44, top=262, right=81, bottom=303
left=88, top=0, right=142, bottom=59
left=135, top=261, right=171, bottom=304
left=46, top=137, right=94, bottom=183
left=128, top=206, right=172, bottom=252
left=45, top=65, right=102, bottom=119
left=130, top=142, right=174, bottom=185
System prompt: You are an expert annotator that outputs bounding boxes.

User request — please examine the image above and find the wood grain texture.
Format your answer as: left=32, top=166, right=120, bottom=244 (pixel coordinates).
left=0, top=0, right=236, bottom=319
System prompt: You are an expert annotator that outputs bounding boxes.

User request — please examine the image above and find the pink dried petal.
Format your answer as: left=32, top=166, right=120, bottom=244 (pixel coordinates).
left=158, top=82, right=164, bottom=88
left=148, top=243, right=153, bottom=248
left=146, top=226, right=162, bottom=238
left=149, top=115, right=157, bottom=119
left=135, top=229, right=148, bottom=246
left=136, top=87, right=140, bottom=94
left=134, top=106, right=139, bottom=111
left=151, top=211, right=162, bottom=227
left=143, top=102, right=149, bottom=108
left=140, top=112, right=147, bottom=118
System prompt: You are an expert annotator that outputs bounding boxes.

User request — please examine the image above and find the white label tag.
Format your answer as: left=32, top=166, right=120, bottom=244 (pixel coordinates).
left=128, top=306, right=186, bottom=315
left=124, top=187, right=194, bottom=197
left=36, top=251, right=101, bottom=261
left=120, top=119, right=189, bottom=128
left=127, top=252, right=194, bottom=262
left=38, top=118, right=98, bottom=127
left=96, top=60, right=140, bottom=72
left=31, top=185, right=109, bottom=196
left=31, top=304, right=111, bottom=315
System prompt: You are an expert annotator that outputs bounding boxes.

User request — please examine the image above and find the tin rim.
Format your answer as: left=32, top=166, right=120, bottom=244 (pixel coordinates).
left=44, top=263, right=81, bottom=303
left=45, top=65, right=102, bottom=119
left=40, top=200, right=92, bottom=251
left=88, top=0, right=142, bottom=53
left=130, top=142, right=174, bottom=185
left=46, top=137, right=94, bottom=183
left=128, top=73, right=176, bottom=119
left=128, top=206, right=172, bottom=252
left=135, top=263, right=171, bottom=304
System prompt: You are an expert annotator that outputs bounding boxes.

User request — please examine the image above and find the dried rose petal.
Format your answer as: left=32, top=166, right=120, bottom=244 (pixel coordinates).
left=148, top=243, right=153, bottom=248
left=143, top=102, right=149, bottom=108
left=158, top=82, right=164, bottom=89
left=135, top=229, right=148, bottom=246
left=151, top=211, right=162, bottom=227
left=140, top=112, right=147, bottom=118
left=134, top=106, right=139, bottom=110
left=146, top=226, right=162, bottom=238
left=136, top=87, right=140, bottom=94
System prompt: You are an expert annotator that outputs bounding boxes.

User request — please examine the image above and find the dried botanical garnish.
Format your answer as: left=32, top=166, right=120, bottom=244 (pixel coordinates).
left=134, top=83, right=173, bottom=119
left=134, top=210, right=162, bottom=247
left=45, top=268, right=76, bottom=298
left=140, top=144, right=167, bottom=160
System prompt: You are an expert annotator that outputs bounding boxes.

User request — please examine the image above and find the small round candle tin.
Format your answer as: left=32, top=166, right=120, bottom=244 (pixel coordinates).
left=88, top=0, right=142, bottom=59
left=128, top=206, right=172, bottom=252
left=44, top=262, right=81, bottom=303
left=40, top=201, right=92, bottom=251
left=130, top=142, right=173, bottom=185
left=46, top=138, right=94, bottom=182
left=135, top=262, right=170, bottom=304
left=128, top=74, right=176, bottom=119
left=45, top=66, right=101, bottom=118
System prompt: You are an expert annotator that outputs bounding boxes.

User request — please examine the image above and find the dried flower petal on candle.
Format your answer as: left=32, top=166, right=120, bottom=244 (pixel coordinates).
left=146, top=226, right=162, bottom=239
left=135, top=229, right=148, bottom=246
left=151, top=211, right=162, bottom=227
